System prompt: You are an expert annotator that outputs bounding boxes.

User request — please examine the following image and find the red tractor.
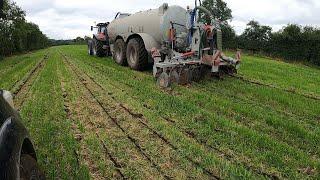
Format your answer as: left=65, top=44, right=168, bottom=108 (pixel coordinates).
left=88, top=23, right=111, bottom=57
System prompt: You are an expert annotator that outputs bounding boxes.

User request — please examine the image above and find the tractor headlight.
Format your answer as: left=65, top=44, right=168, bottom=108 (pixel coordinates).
left=2, top=90, right=14, bottom=108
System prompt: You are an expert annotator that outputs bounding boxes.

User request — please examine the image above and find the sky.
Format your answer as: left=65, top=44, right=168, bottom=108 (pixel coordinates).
left=14, top=0, right=320, bottom=40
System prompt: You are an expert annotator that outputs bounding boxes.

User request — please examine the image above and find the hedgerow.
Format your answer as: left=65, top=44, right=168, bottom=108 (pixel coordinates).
left=0, top=0, right=49, bottom=57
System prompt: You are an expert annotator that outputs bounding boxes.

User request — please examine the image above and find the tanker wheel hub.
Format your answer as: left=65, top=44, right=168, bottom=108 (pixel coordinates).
left=128, top=46, right=137, bottom=64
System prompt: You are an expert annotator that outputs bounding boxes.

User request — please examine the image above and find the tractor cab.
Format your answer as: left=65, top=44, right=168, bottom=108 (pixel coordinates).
left=88, top=22, right=111, bottom=57
left=91, top=22, right=109, bottom=40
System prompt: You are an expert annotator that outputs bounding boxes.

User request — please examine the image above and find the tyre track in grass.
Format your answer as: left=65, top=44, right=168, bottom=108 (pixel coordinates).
left=73, top=55, right=280, bottom=177
left=62, top=53, right=276, bottom=179
left=161, top=116, right=280, bottom=180
left=122, top=102, right=280, bottom=179
left=60, top=53, right=166, bottom=179
left=62, top=53, right=171, bottom=180
left=173, top=82, right=320, bottom=159
left=60, top=79, right=81, bottom=168
left=95, top=133, right=126, bottom=179
left=61, top=53, right=223, bottom=179
left=73, top=66, right=216, bottom=179
left=62, top=47, right=319, bottom=178
left=13, top=53, right=50, bottom=110
left=57, top=52, right=126, bottom=179
left=195, top=80, right=319, bottom=129
left=115, top=57, right=319, bottom=124
left=10, top=53, right=49, bottom=95
left=58, top=68, right=125, bottom=179
left=18, top=52, right=91, bottom=179
left=68, top=55, right=304, bottom=179
left=231, top=74, right=320, bottom=101
left=77, top=55, right=320, bottom=165
left=0, top=51, right=43, bottom=74
left=114, top=94, right=279, bottom=179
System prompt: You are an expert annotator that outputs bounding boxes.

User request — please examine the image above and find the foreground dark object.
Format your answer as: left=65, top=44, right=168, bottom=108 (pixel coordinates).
left=0, top=90, right=45, bottom=180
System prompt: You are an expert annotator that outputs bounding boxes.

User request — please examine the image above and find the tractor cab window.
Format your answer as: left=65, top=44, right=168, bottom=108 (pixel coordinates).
left=98, top=26, right=106, bottom=34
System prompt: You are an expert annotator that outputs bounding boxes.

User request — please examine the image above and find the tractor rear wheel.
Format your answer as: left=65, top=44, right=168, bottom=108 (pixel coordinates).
left=94, top=39, right=106, bottom=57
left=126, top=38, right=148, bottom=70
left=113, top=39, right=127, bottom=65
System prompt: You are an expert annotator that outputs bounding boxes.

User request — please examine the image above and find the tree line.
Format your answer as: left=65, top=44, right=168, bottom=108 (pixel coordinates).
left=0, top=0, right=50, bottom=57
left=50, top=36, right=91, bottom=46
left=223, top=21, right=320, bottom=66
left=202, top=0, right=320, bottom=66
left=1, top=0, right=319, bottom=66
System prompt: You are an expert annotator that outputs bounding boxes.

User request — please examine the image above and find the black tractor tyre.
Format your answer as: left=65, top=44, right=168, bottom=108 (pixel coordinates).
left=94, top=39, right=107, bottom=57
left=88, top=40, right=94, bottom=56
left=113, top=39, right=127, bottom=65
left=20, top=154, right=45, bottom=180
left=126, top=38, right=148, bottom=71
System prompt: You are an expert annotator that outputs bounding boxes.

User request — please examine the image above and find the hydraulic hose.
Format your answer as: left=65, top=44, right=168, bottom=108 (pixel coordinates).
left=188, top=6, right=213, bottom=45
left=194, top=6, right=213, bottom=19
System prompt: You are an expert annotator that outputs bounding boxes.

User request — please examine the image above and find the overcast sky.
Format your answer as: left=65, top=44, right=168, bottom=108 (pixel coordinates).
left=14, top=0, right=320, bottom=40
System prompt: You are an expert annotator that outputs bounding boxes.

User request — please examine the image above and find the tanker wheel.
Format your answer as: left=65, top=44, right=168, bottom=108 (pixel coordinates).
left=113, top=39, right=127, bottom=65
left=88, top=40, right=94, bottom=56
left=126, top=38, right=148, bottom=71
left=94, top=39, right=107, bottom=57
left=20, top=154, right=45, bottom=180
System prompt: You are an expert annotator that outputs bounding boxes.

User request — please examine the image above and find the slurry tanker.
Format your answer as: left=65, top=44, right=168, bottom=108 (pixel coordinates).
left=89, top=1, right=241, bottom=87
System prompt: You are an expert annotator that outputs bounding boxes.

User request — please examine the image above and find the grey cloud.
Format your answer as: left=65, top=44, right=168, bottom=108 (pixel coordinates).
left=14, top=0, right=320, bottom=39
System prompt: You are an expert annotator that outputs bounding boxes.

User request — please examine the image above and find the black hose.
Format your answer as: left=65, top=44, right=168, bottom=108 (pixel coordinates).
left=194, top=6, right=213, bottom=20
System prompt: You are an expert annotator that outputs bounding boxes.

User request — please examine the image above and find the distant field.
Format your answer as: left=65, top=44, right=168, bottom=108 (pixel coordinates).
left=1, top=45, right=319, bottom=179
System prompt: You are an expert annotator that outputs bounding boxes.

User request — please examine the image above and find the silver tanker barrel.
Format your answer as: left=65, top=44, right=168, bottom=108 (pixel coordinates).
left=108, top=4, right=188, bottom=51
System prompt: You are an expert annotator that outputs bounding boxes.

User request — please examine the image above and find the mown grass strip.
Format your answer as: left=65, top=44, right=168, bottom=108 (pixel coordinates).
left=59, top=45, right=319, bottom=179
left=61, top=46, right=264, bottom=179
left=60, top=52, right=165, bottom=179
left=0, top=49, right=46, bottom=74
left=63, top=53, right=216, bottom=179
left=57, top=51, right=126, bottom=179
left=13, top=54, right=50, bottom=112
left=173, top=81, right=320, bottom=157
left=19, top=48, right=89, bottom=179
left=195, top=78, right=320, bottom=126
left=0, top=50, right=47, bottom=90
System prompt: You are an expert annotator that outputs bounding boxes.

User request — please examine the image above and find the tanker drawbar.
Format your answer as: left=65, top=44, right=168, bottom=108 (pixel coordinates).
left=92, top=1, right=241, bottom=87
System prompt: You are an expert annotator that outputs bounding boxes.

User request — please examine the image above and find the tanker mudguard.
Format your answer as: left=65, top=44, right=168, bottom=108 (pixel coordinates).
left=127, top=33, right=160, bottom=51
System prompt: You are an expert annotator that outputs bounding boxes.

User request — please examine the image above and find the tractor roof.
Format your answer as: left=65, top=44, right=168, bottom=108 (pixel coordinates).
left=96, top=22, right=109, bottom=27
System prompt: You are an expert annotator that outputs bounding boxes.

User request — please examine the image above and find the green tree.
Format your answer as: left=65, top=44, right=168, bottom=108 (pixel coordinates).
left=0, top=0, right=49, bottom=56
left=200, top=0, right=234, bottom=50
left=239, top=20, right=272, bottom=51
left=221, top=24, right=237, bottom=49
left=200, top=0, right=233, bottom=24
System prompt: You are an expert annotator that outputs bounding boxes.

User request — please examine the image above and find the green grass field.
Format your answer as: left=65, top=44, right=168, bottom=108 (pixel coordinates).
left=1, top=45, right=319, bottom=179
